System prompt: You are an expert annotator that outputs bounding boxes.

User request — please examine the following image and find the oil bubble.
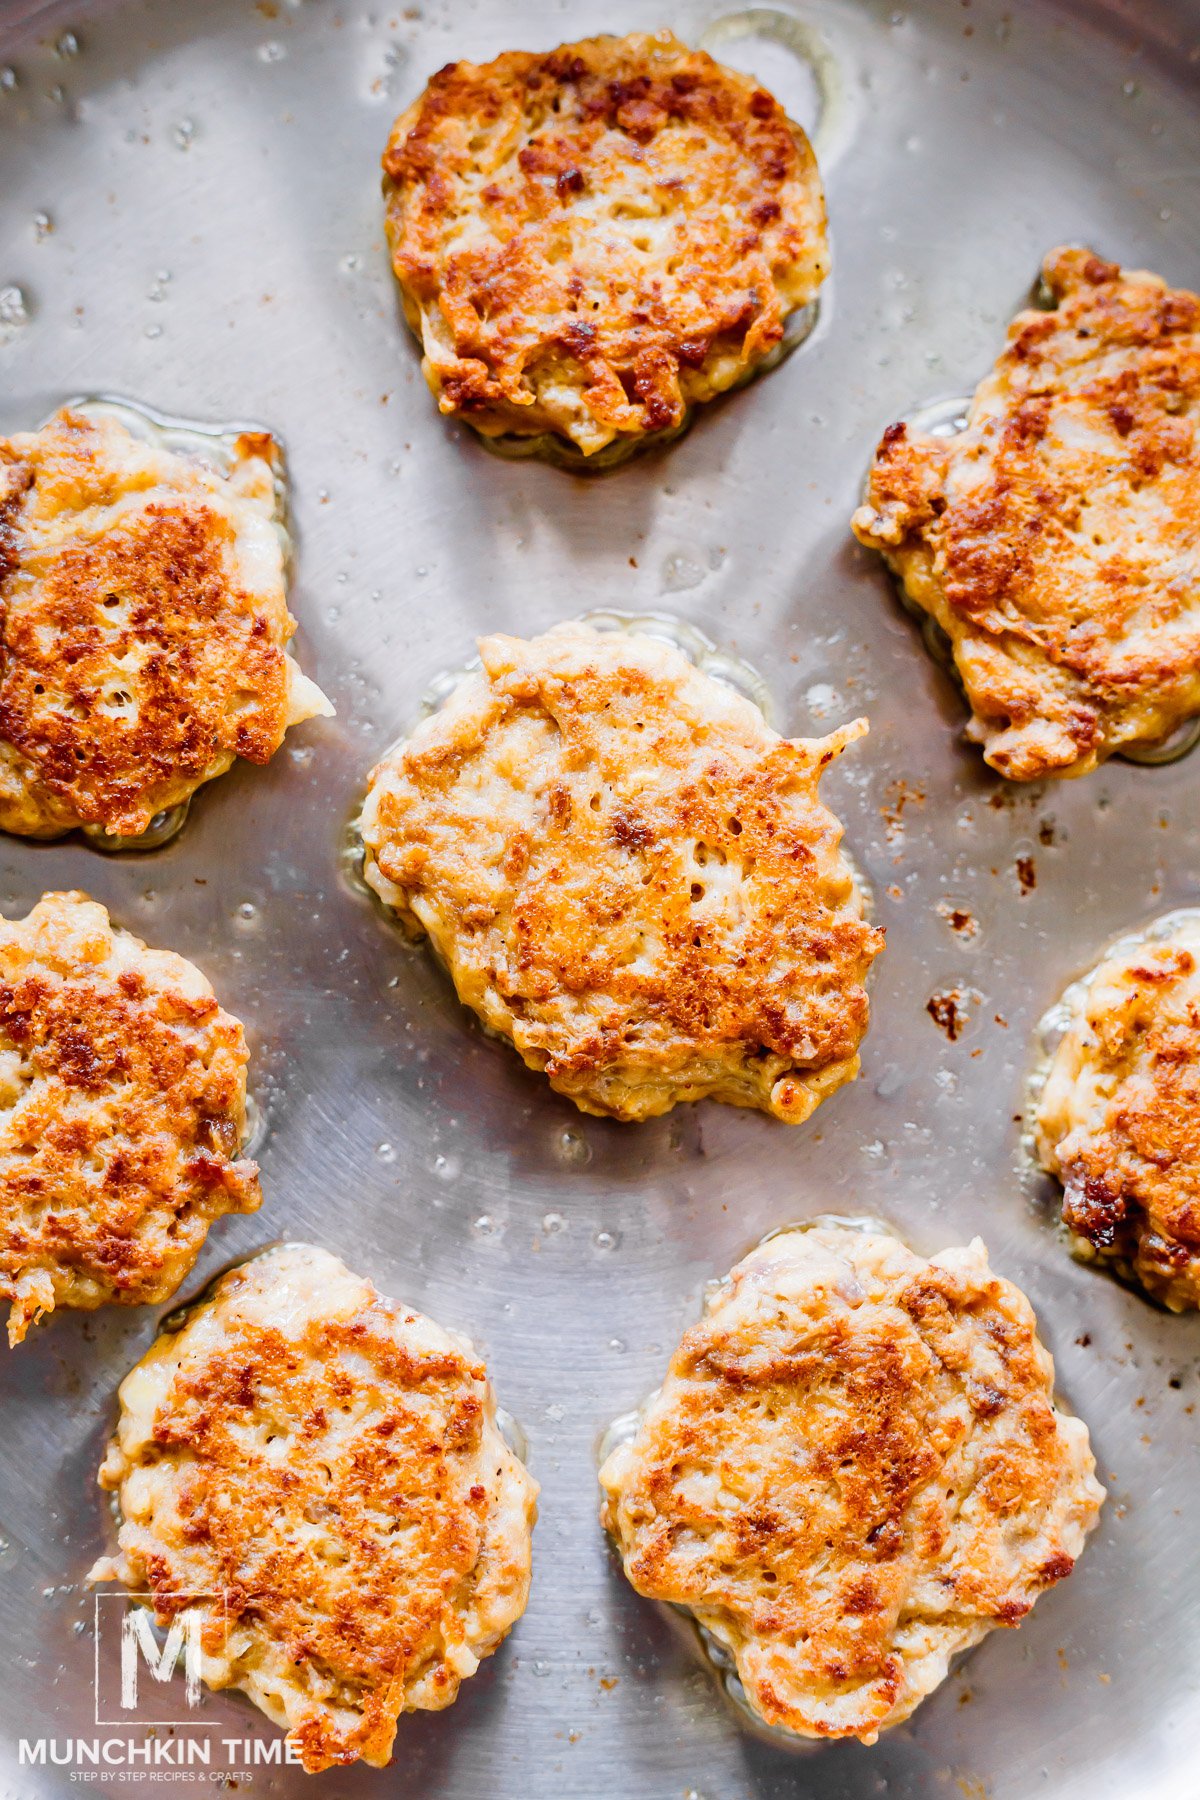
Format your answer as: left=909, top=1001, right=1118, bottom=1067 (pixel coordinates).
left=0, top=285, right=29, bottom=334
left=555, top=1127, right=591, bottom=1168
left=661, top=553, right=706, bottom=594
left=82, top=800, right=190, bottom=853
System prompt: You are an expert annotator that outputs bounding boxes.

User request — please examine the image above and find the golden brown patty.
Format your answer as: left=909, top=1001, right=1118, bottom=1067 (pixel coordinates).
left=361, top=625, right=881, bottom=1123
left=0, top=407, right=331, bottom=838
left=852, top=247, right=1200, bottom=779
left=600, top=1225, right=1103, bottom=1742
left=0, top=890, right=258, bottom=1346
left=383, top=31, right=828, bottom=458
left=90, top=1244, right=538, bottom=1772
left=1035, top=914, right=1200, bottom=1310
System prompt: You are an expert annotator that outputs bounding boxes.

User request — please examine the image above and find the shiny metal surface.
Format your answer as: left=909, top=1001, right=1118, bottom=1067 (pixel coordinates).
left=0, top=0, right=1198, bottom=1794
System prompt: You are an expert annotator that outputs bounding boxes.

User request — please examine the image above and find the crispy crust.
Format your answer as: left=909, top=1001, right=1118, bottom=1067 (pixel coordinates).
left=383, top=31, right=828, bottom=456
left=361, top=626, right=882, bottom=1123
left=600, top=1227, right=1103, bottom=1742
left=91, top=1245, right=538, bottom=1772
left=852, top=247, right=1200, bottom=779
left=1036, top=917, right=1200, bottom=1309
left=0, top=891, right=259, bottom=1345
left=0, top=408, right=331, bottom=838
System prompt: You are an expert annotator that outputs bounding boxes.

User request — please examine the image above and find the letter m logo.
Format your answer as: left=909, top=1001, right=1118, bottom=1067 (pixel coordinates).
left=94, top=1592, right=226, bottom=1727
left=121, top=1606, right=204, bottom=1709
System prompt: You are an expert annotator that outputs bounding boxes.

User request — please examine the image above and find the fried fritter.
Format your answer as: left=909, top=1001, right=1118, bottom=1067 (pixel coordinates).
left=90, top=1244, right=538, bottom=1772
left=1036, top=913, right=1200, bottom=1310
left=601, top=1225, right=1103, bottom=1742
left=852, top=248, right=1200, bottom=779
left=0, top=406, right=331, bottom=838
left=0, top=890, right=258, bottom=1345
left=361, top=624, right=881, bottom=1123
left=383, top=31, right=828, bottom=460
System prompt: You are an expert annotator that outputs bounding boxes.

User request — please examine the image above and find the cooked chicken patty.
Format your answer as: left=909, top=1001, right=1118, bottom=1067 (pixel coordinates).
left=0, top=890, right=259, bottom=1346
left=852, top=247, right=1200, bottom=780
left=383, top=31, right=828, bottom=461
left=361, top=625, right=881, bottom=1123
left=0, top=406, right=331, bottom=839
left=601, top=1225, right=1103, bottom=1743
left=1036, top=913, right=1200, bottom=1310
left=90, top=1244, right=537, bottom=1772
